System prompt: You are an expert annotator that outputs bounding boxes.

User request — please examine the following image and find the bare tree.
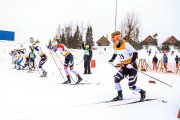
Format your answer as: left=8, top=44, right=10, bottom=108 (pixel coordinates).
left=119, top=12, right=140, bottom=42
left=56, top=24, right=61, bottom=35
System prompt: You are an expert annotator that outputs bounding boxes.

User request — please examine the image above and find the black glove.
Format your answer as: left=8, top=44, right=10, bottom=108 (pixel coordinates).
left=108, top=59, right=113, bottom=62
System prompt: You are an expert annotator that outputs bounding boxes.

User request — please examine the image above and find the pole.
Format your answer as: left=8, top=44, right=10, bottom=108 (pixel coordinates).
left=133, top=68, right=172, bottom=87
left=110, top=62, right=172, bottom=87
left=34, top=59, right=41, bottom=75
left=48, top=49, right=66, bottom=81
left=55, top=52, right=76, bottom=83
left=115, top=0, right=117, bottom=31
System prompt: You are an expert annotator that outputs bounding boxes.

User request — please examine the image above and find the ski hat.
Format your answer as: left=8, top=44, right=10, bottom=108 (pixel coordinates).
left=85, top=45, right=89, bottom=49
left=111, top=31, right=121, bottom=42
left=32, top=40, right=40, bottom=46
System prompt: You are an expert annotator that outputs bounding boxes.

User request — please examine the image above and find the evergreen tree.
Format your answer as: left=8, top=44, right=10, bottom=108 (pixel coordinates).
left=85, top=26, right=94, bottom=47
left=60, top=33, right=66, bottom=45
left=64, top=26, right=72, bottom=47
left=73, top=25, right=83, bottom=49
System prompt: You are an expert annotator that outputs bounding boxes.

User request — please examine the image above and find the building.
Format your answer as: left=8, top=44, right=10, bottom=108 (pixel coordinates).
left=96, top=36, right=110, bottom=46
left=140, top=35, right=157, bottom=46
left=162, top=36, right=179, bottom=46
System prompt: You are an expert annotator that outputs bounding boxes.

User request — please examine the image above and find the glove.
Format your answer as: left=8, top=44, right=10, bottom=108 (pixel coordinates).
left=108, top=59, right=113, bottom=62
left=126, top=64, right=133, bottom=69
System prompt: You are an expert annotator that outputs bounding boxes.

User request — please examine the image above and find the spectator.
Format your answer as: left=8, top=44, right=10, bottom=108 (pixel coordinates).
left=82, top=43, right=93, bottom=74
left=163, top=53, right=168, bottom=72
left=175, top=55, right=179, bottom=68
left=171, top=50, right=174, bottom=56
left=148, top=49, right=151, bottom=56
left=152, top=55, right=158, bottom=71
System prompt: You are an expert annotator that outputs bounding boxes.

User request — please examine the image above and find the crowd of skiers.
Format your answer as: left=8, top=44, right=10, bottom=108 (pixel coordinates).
left=9, top=36, right=94, bottom=84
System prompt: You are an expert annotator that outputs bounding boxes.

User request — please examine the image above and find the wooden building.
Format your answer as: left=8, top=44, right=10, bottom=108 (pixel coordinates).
left=162, top=36, right=179, bottom=46
left=96, top=36, right=110, bottom=46
left=140, top=35, right=157, bottom=45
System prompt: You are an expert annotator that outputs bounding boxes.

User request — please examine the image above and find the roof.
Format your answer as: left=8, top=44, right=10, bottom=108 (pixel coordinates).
left=162, top=36, right=179, bottom=45
left=96, top=36, right=110, bottom=46
left=141, top=35, right=157, bottom=45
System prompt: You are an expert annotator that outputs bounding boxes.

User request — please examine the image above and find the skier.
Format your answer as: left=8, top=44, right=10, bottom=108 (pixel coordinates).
left=21, top=48, right=30, bottom=70
left=108, top=31, right=146, bottom=101
left=82, top=42, right=93, bottom=74
left=9, top=49, right=17, bottom=64
left=29, top=47, right=36, bottom=70
left=16, top=49, right=24, bottom=70
left=32, top=40, right=47, bottom=77
left=50, top=40, right=83, bottom=84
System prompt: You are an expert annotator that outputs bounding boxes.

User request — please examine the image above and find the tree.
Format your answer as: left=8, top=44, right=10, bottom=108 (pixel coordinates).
left=161, top=44, right=170, bottom=52
left=120, top=12, right=140, bottom=42
left=64, top=25, right=73, bottom=47
left=60, top=32, right=66, bottom=45
left=73, top=25, right=83, bottom=49
left=119, top=12, right=142, bottom=49
left=85, top=26, right=94, bottom=47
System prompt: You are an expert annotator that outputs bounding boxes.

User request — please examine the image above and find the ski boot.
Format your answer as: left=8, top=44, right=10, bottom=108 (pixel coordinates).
left=17, top=66, right=21, bottom=70
left=40, top=71, right=47, bottom=77
left=139, top=89, right=146, bottom=101
left=62, top=76, right=71, bottom=84
left=75, top=75, right=83, bottom=84
left=113, top=90, right=123, bottom=101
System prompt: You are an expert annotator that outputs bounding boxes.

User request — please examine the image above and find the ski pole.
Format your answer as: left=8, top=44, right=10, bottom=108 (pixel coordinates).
left=132, top=67, right=172, bottom=87
left=55, top=52, right=76, bottom=83
left=48, top=48, right=66, bottom=81
left=34, top=59, right=41, bottom=75
left=110, top=62, right=172, bottom=87
left=109, top=62, right=130, bottom=80
left=110, top=62, right=120, bottom=71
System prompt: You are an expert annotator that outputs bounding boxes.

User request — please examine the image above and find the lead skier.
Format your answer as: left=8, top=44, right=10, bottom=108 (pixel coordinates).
left=108, top=31, right=146, bottom=101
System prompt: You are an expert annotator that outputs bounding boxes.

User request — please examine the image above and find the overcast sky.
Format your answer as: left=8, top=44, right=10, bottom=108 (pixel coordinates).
left=0, top=0, right=180, bottom=44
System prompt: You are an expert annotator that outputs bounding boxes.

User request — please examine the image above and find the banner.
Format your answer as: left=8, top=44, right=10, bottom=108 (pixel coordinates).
left=0, top=30, right=15, bottom=41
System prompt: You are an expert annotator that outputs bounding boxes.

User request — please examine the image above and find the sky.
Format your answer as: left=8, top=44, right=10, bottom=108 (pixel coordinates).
left=0, top=0, right=180, bottom=44
left=0, top=41, right=180, bottom=120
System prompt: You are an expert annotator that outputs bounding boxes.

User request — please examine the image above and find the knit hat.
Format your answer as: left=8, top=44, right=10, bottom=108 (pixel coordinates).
left=85, top=45, right=89, bottom=49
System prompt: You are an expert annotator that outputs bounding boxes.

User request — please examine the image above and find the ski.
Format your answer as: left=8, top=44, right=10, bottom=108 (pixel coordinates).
left=60, top=82, right=100, bottom=85
left=70, top=82, right=100, bottom=85
left=112, top=98, right=166, bottom=107
left=93, top=98, right=132, bottom=105
left=74, top=98, right=132, bottom=107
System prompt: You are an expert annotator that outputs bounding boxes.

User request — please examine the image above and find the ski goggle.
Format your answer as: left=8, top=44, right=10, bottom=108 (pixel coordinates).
left=111, top=35, right=120, bottom=42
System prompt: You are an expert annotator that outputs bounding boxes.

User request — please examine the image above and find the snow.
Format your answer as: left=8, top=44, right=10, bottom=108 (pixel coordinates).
left=0, top=41, right=180, bottom=120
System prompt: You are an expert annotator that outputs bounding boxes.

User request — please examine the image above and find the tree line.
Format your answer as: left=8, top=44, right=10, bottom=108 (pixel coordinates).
left=49, top=24, right=94, bottom=49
